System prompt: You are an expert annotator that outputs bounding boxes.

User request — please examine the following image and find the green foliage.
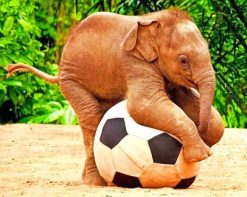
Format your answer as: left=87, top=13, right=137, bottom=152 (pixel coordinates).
left=0, top=0, right=246, bottom=127
left=0, top=0, right=77, bottom=124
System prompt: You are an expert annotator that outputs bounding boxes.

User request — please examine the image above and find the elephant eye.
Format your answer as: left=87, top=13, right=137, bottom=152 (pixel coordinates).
left=178, top=55, right=190, bottom=68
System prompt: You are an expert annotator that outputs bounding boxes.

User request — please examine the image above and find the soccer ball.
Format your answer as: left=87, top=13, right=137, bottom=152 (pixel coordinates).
left=94, top=101, right=200, bottom=188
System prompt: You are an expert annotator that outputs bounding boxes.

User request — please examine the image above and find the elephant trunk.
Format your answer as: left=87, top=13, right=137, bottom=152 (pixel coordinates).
left=197, top=71, right=216, bottom=134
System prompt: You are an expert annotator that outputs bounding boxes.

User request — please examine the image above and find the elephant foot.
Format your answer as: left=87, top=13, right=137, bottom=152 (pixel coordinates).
left=183, top=139, right=213, bottom=163
left=82, top=159, right=107, bottom=186
left=82, top=171, right=107, bottom=186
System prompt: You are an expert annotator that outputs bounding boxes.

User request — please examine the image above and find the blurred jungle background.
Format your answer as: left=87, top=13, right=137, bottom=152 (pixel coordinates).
left=0, top=0, right=246, bottom=127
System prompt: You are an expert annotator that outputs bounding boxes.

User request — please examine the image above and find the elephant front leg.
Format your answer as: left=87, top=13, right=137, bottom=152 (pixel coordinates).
left=126, top=75, right=212, bottom=163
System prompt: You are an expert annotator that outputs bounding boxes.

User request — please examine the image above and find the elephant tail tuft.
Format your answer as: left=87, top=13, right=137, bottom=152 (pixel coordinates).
left=6, top=63, right=59, bottom=84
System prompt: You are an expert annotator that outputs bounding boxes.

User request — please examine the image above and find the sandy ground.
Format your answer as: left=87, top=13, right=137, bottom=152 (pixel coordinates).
left=0, top=124, right=247, bottom=197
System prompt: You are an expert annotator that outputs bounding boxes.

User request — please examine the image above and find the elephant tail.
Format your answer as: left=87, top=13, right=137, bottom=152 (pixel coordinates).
left=6, top=63, right=58, bottom=84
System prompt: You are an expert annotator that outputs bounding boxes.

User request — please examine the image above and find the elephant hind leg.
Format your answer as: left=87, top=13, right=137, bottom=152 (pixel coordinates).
left=59, top=78, right=106, bottom=186
left=170, top=86, right=224, bottom=147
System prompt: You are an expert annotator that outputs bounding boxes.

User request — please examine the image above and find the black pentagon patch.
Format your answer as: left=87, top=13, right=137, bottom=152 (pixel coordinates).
left=148, top=133, right=182, bottom=164
left=174, top=176, right=196, bottom=189
left=100, top=118, right=127, bottom=149
left=113, top=172, right=142, bottom=188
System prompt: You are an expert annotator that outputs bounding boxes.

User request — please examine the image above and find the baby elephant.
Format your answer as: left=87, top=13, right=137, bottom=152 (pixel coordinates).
left=7, top=8, right=224, bottom=185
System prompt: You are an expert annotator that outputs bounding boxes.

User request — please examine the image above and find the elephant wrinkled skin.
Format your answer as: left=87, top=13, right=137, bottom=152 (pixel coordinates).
left=6, top=9, right=224, bottom=186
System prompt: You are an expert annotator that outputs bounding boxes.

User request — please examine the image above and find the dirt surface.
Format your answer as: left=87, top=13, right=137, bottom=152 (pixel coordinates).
left=0, top=124, right=247, bottom=196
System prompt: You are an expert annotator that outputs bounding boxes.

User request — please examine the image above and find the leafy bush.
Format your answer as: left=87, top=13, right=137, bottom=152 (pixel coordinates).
left=0, top=0, right=246, bottom=127
left=0, top=0, right=77, bottom=124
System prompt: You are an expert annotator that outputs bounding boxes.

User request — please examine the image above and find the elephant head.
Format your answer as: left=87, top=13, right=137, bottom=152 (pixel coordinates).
left=121, top=9, right=215, bottom=134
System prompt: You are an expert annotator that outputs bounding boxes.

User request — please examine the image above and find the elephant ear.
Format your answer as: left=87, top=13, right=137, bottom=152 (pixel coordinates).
left=121, top=19, right=159, bottom=62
